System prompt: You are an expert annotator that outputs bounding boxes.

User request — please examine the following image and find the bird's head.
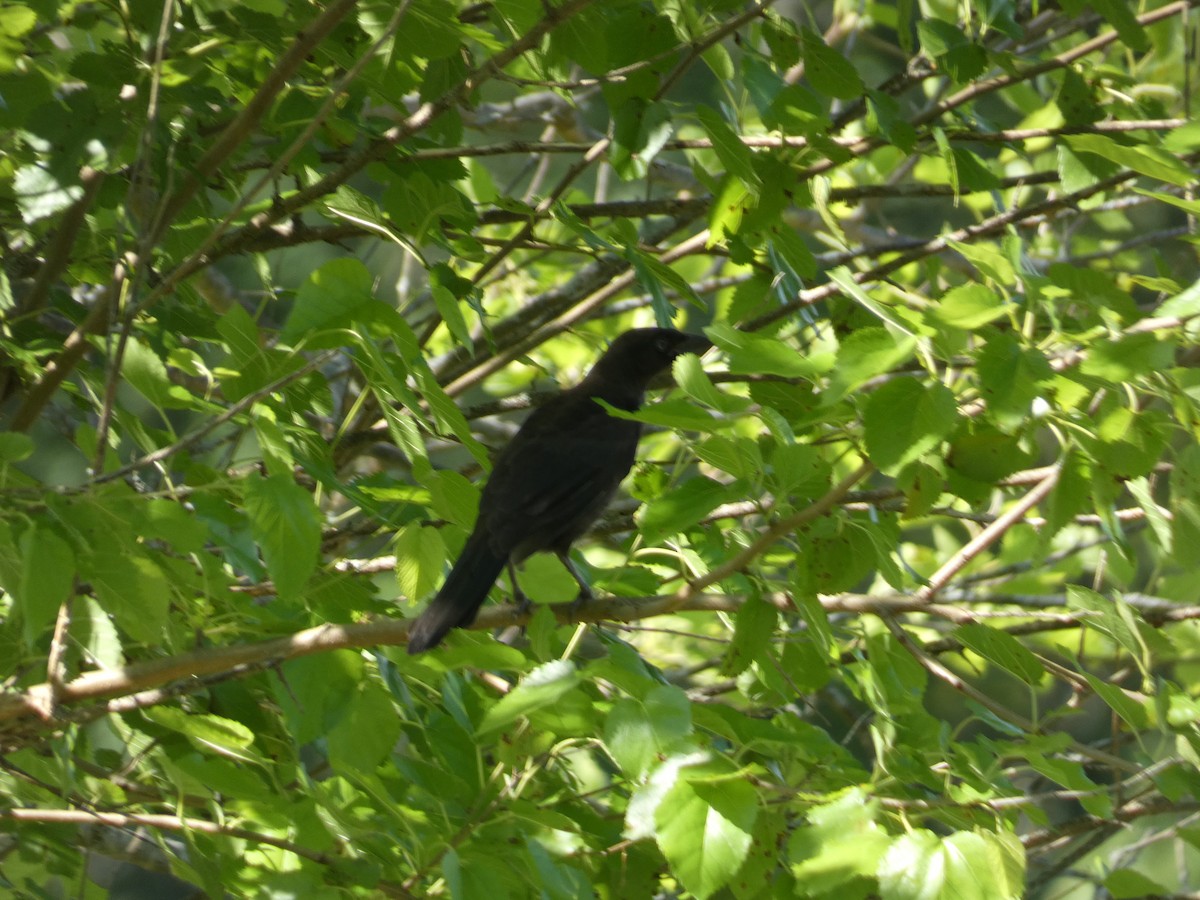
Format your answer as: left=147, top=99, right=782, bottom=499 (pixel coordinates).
left=587, top=327, right=712, bottom=388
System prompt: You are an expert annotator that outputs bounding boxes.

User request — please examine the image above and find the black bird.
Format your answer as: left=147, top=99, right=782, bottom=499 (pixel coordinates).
left=407, top=328, right=710, bottom=653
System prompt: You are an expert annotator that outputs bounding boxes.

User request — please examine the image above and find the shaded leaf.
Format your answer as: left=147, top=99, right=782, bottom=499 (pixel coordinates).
left=800, top=28, right=864, bottom=99
left=282, top=258, right=381, bottom=343
left=863, top=378, right=959, bottom=474
left=657, top=774, right=758, bottom=900
left=955, top=624, right=1045, bottom=687
left=1064, top=133, right=1193, bottom=187
left=478, top=660, right=581, bottom=735
left=244, top=473, right=321, bottom=599
left=604, top=684, right=693, bottom=777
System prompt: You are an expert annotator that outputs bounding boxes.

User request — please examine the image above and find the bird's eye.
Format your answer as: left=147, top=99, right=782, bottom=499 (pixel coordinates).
left=656, top=338, right=671, bottom=352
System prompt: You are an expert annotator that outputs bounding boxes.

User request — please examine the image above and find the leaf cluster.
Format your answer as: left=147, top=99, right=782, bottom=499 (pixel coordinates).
left=0, top=0, right=1198, bottom=897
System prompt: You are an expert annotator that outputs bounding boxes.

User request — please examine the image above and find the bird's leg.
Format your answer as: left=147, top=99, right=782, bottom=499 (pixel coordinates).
left=508, top=561, right=531, bottom=614
left=557, top=551, right=594, bottom=615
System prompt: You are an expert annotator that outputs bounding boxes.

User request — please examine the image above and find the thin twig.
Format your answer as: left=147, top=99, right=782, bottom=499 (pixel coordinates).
left=90, top=351, right=337, bottom=486
left=0, top=807, right=335, bottom=865
left=915, top=464, right=1061, bottom=604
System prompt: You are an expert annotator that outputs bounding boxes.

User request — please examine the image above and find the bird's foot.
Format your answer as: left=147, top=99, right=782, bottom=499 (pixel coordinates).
left=510, top=586, right=533, bottom=620
left=568, top=585, right=594, bottom=621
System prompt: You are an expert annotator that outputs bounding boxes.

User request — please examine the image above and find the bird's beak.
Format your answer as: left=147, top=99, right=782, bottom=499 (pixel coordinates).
left=676, top=333, right=713, bottom=356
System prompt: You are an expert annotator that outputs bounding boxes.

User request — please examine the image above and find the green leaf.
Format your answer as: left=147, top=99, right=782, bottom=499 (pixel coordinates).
left=1082, top=672, right=1149, bottom=730
left=952, top=148, right=1001, bottom=192
left=524, top=835, right=593, bottom=899
left=722, top=592, right=778, bottom=677
left=1056, top=143, right=1113, bottom=193
left=190, top=492, right=263, bottom=580
left=639, top=476, right=733, bottom=543
left=656, top=773, right=758, bottom=900
left=253, top=409, right=293, bottom=477
left=1079, top=333, right=1175, bottom=382
left=976, top=332, right=1052, bottom=426
left=625, top=750, right=709, bottom=841
left=1171, top=444, right=1200, bottom=567
left=729, top=808, right=788, bottom=900
left=244, top=473, right=321, bottom=599
left=1088, top=0, right=1148, bottom=51
left=1056, top=67, right=1103, bottom=125
left=121, top=339, right=174, bottom=409
left=325, top=183, right=426, bottom=264
left=604, top=684, right=693, bottom=777
left=933, top=127, right=958, bottom=197
left=1067, top=586, right=1150, bottom=675
left=425, top=469, right=480, bottom=529
left=1083, top=404, right=1168, bottom=479
left=866, top=89, right=917, bottom=150
left=478, top=660, right=581, bottom=735
left=772, top=443, right=832, bottom=500
left=877, top=829, right=944, bottom=900
left=769, top=227, right=817, bottom=280
left=0, top=5, right=36, bottom=38
left=282, top=258, right=380, bottom=343
left=0, top=432, right=33, bottom=462
left=676, top=352, right=729, bottom=412
left=764, top=82, right=829, bottom=137
left=706, top=323, right=827, bottom=379
left=16, top=524, right=75, bottom=645
left=863, top=378, right=959, bottom=474
left=275, top=652, right=363, bottom=744
left=392, top=0, right=464, bottom=60
left=943, top=239, right=1016, bottom=286
left=52, top=491, right=170, bottom=642
left=696, top=106, right=760, bottom=192
left=78, top=596, right=123, bottom=670
left=694, top=434, right=762, bottom=480
left=955, top=624, right=1045, bottom=687
left=947, top=425, right=1036, bottom=483
left=394, top=523, right=446, bottom=601
left=430, top=265, right=474, bottom=352
left=629, top=248, right=702, bottom=311
left=828, top=266, right=915, bottom=335
left=825, top=327, right=917, bottom=402
left=414, top=366, right=490, bottom=467
left=932, top=284, right=1008, bottom=329
left=85, top=551, right=170, bottom=644
left=708, top=174, right=753, bottom=241
left=143, top=707, right=259, bottom=762
left=789, top=789, right=890, bottom=892
left=1026, top=752, right=1111, bottom=818
left=1063, top=134, right=1193, bottom=187
left=215, top=303, right=266, bottom=387
left=1136, top=188, right=1200, bottom=218
left=800, top=28, right=864, bottom=99
left=799, top=519, right=879, bottom=594
left=860, top=631, right=927, bottom=716
left=778, top=638, right=832, bottom=693
left=916, top=20, right=986, bottom=81
left=879, top=829, right=1023, bottom=900
left=1158, top=277, right=1200, bottom=319
left=1127, top=475, right=1173, bottom=551
left=328, top=681, right=402, bottom=774
left=1048, top=263, right=1139, bottom=322
left=1104, top=870, right=1170, bottom=900
left=762, top=14, right=801, bottom=69
left=14, top=166, right=83, bottom=223
left=611, top=98, right=674, bottom=180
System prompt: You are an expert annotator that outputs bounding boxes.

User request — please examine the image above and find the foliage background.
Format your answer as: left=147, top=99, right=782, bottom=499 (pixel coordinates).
left=1, top=0, right=1199, bottom=897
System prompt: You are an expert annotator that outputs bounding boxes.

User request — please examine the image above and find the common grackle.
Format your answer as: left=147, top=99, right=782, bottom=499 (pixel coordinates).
left=407, top=327, right=710, bottom=653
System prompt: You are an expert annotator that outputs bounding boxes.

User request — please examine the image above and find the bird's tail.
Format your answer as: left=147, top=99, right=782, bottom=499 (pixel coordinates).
left=407, top=530, right=507, bottom=654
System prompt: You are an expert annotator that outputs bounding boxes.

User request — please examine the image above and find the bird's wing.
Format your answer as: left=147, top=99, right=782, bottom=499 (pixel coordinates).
left=479, top=394, right=640, bottom=555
